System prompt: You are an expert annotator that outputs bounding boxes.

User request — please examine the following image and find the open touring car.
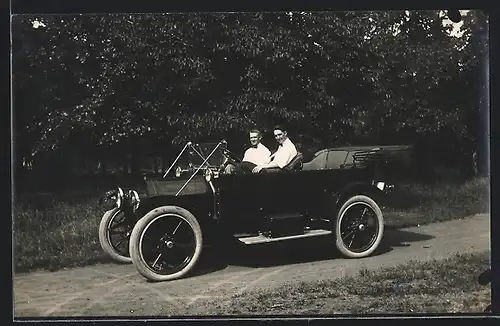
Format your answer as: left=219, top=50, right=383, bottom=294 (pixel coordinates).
left=98, top=139, right=411, bottom=282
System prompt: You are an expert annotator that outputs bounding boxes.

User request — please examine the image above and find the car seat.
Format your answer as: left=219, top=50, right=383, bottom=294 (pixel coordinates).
left=283, top=152, right=304, bottom=171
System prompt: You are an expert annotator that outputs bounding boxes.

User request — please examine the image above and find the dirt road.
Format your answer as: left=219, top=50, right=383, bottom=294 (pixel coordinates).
left=14, top=213, right=490, bottom=317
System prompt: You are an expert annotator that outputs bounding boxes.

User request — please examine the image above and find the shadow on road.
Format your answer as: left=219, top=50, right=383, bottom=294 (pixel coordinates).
left=382, top=228, right=435, bottom=247
left=189, top=229, right=435, bottom=273
left=185, top=247, right=232, bottom=279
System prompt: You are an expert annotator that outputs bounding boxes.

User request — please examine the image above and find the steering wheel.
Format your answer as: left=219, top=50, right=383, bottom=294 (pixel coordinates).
left=221, top=148, right=241, bottom=166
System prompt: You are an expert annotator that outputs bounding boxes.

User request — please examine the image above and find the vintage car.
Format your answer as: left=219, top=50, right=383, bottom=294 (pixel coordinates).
left=98, top=139, right=410, bottom=282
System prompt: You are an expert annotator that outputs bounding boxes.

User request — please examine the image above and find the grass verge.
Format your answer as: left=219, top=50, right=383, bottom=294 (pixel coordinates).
left=383, top=176, right=489, bottom=228
left=188, top=251, right=491, bottom=315
left=13, top=177, right=489, bottom=273
left=13, top=193, right=113, bottom=273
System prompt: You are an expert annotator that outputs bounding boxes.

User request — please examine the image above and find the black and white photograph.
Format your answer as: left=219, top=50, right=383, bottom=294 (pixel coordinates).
left=11, top=9, right=492, bottom=317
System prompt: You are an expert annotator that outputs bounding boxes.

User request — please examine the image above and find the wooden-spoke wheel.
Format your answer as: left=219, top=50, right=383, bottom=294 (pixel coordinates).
left=335, top=195, right=384, bottom=258
left=99, top=208, right=133, bottom=263
left=129, top=206, right=203, bottom=282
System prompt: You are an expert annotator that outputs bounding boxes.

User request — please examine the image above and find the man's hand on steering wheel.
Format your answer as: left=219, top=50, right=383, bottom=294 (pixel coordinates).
left=221, top=148, right=240, bottom=166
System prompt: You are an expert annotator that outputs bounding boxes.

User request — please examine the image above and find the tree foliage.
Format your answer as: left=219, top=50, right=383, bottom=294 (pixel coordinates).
left=11, top=10, right=488, bottom=174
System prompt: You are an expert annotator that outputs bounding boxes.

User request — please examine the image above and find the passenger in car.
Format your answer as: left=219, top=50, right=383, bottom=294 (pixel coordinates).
left=252, top=125, right=298, bottom=173
left=224, top=129, right=271, bottom=174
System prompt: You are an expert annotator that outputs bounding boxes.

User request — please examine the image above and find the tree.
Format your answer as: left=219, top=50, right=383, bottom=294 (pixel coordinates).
left=12, top=10, right=486, bottom=182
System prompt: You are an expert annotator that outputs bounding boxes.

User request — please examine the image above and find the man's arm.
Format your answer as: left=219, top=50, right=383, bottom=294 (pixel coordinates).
left=269, top=152, right=276, bottom=159
left=260, top=160, right=281, bottom=169
left=252, top=151, right=281, bottom=172
left=259, top=147, right=280, bottom=168
left=254, top=148, right=287, bottom=171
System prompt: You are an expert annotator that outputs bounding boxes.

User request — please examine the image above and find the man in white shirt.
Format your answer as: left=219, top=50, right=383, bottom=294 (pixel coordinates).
left=252, top=125, right=298, bottom=173
left=224, top=129, right=271, bottom=174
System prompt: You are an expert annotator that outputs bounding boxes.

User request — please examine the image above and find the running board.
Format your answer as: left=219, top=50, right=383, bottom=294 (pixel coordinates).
left=238, top=229, right=332, bottom=245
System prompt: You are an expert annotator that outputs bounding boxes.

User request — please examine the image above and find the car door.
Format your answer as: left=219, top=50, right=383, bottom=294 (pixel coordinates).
left=215, top=173, right=266, bottom=234
left=255, top=170, right=306, bottom=215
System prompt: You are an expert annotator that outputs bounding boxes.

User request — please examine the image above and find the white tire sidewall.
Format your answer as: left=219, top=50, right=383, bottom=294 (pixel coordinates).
left=98, top=207, right=132, bottom=264
left=335, top=195, right=384, bottom=258
left=129, top=206, right=203, bottom=282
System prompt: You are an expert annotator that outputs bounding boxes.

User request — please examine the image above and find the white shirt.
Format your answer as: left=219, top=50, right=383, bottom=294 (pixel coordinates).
left=242, top=143, right=271, bottom=166
left=272, top=138, right=298, bottom=169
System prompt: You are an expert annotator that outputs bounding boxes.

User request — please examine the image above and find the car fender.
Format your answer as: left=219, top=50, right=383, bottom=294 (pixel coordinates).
left=330, top=181, right=387, bottom=214
left=137, top=193, right=213, bottom=220
left=134, top=193, right=223, bottom=243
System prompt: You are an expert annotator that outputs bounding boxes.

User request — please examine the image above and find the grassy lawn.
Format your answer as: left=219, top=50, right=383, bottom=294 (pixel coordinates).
left=12, top=177, right=489, bottom=273
left=383, top=176, right=489, bottom=229
left=189, top=251, right=491, bottom=315
left=13, top=192, right=113, bottom=272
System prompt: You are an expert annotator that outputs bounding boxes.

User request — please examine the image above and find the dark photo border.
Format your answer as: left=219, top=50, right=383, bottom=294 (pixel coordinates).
left=7, top=0, right=498, bottom=324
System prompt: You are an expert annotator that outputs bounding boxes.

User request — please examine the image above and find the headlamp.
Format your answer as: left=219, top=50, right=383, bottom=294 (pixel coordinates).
left=129, top=189, right=140, bottom=211
left=115, top=187, right=124, bottom=209
left=204, top=169, right=213, bottom=182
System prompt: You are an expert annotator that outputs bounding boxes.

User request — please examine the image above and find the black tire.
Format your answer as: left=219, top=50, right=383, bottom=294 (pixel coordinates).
left=335, top=195, right=384, bottom=258
left=98, top=208, right=133, bottom=264
left=129, top=206, right=203, bottom=282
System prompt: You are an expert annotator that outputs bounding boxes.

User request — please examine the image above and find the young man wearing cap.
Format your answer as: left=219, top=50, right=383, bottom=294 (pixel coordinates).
left=252, top=125, right=297, bottom=173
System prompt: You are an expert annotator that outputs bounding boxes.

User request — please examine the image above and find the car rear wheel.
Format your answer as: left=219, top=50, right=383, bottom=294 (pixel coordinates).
left=98, top=208, right=133, bottom=264
left=335, top=195, right=384, bottom=258
left=129, top=206, right=203, bottom=282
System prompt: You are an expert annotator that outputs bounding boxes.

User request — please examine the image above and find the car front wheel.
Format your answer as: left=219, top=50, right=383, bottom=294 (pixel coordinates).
left=335, top=195, right=384, bottom=258
left=129, top=206, right=203, bottom=282
left=98, top=208, right=133, bottom=264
